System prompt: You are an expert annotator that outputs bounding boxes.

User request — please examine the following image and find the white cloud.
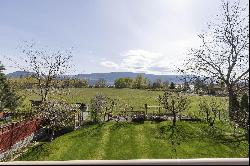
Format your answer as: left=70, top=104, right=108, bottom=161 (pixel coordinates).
left=100, top=61, right=119, bottom=69
left=99, top=36, right=202, bottom=75
left=100, top=49, right=173, bottom=75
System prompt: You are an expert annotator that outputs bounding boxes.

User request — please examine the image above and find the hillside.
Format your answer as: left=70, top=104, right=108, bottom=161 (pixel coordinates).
left=7, top=71, right=194, bottom=85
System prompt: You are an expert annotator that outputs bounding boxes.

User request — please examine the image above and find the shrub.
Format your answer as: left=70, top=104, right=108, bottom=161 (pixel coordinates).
left=90, top=93, right=107, bottom=123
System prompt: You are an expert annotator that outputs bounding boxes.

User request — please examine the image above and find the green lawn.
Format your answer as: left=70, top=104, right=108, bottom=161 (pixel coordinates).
left=16, top=121, right=248, bottom=160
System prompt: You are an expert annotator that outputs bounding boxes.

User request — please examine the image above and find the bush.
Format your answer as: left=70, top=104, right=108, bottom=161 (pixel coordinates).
left=90, top=93, right=107, bottom=123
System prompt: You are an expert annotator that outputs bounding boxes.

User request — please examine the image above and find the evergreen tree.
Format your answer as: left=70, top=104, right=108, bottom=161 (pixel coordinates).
left=240, top=93, right=249, bottom=113
left=169, top=82, right=176, bottom=89
left=0, top=63, right=20, bottom=112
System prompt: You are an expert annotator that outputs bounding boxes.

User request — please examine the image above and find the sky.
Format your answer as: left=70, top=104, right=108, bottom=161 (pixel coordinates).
left=0, top=0, right=247, bottom=75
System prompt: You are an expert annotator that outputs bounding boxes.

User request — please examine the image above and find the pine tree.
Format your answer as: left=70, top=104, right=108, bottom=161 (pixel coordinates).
left=0, top=63, right=20, bottom=112
left=169, top=82, right=176, bottom=90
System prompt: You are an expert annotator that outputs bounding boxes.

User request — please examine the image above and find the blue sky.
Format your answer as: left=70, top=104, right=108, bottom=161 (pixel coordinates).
left=0, top=0, right=247, bottom=75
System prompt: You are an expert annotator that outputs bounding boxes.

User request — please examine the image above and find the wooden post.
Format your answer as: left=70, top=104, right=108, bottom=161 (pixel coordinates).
left=218, top=110, right=221, bottom=120
left=74, top=113, right=78, bottom=130
left=104, top=112, right=106, bottom=122
left=145, top=104, right=148, bottom=115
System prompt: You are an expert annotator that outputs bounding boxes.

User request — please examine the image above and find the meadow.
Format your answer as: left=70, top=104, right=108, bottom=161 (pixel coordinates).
left=18, top=88, right=228, bottom=119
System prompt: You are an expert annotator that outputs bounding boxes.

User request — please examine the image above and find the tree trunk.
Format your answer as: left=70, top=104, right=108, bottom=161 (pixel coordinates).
left=228, top=87, right=236, bottom=121
left=173, top=112, right=176, bottom=127
left=206, top=111, right=209, bottom=123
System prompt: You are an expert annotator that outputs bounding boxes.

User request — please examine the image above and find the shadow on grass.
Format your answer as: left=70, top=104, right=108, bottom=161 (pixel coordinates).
left=154, top=121, right=249, bottom=158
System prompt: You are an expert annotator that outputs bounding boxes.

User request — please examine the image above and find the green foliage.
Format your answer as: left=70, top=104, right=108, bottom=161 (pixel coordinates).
left=90, top=93, right=107, bottom=123
left=240, top=93, right=249, bottom=113
left=9, top=77, right=88, bottom=89
left=9, top=77, right=37, bottom=89
left=169, top=82, right=175, bottom=89
left=0, top=63, right=20, bottom=112
left=193, top=78, right=207, bottom=94
left=152, top=79, right=164, bottom=89
left=114, top=77, right=133, bottom=88
left=207, top=82, right=216, bottom=95
left=237, top=93, right=249, bottom=141
left=199, top=97, right=228, bottom=127
left=162, top=81, right=170, bottom=90
left=158, top=92, right=189, bottom=126
left=94, top=79, right=107, bottom=88
left=61, top=78, right=88, bottom=88
left=132, top=74, right=150, bottom=89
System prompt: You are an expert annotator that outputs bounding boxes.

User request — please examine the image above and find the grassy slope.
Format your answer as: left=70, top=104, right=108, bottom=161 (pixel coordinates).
left=17, top=121, right=248, bottom=160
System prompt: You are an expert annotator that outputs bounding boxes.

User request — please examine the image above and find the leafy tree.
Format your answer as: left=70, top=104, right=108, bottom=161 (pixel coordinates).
left=9, top=77, right=37, bottom=89
left=162, top=81, right=170, bottom=90
left=240, top=93, right=249, bottom=113
left=38, top=99, right=77, bottom=141
left=238, top=93, right=249, bottom=141
left=114, top=77, right=133, bottom=88
left=73, top=79, right=88, bottom=88
left=182, top=82, right=190, bottom=92
left=0, top=63, right=20, bottom=112
left=193, top=78, right=207, bottom=94
left=61, top=78, right=88, bottom=88
left=199, top=97, right=224, bottom=126
left=152, top=79, right=163, bottom=89
left=158, top=92, right=189, bottom=127
left=185, top=0, right=249, bottom=120
left=207, top=81, right=216, bottom=95
left=178, top=69, right=191, bottom=92
left=90, top=93, right=107, bottom=123
left=94, top=78, right=107, bottom=88
left=132, top=74, right=149, bottom=89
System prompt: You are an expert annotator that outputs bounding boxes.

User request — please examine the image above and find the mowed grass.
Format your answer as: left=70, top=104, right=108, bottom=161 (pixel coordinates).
left=17, top=121, right=249, bottom=161
left=19, top=88, right=228, bottom=118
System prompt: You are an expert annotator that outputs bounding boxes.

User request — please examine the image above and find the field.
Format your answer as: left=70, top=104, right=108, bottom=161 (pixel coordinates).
left=17, top=121, right=248, bottom=160
left=19, top=88, right=228, bottom=118
left=14, top=88, right=248, bottom=160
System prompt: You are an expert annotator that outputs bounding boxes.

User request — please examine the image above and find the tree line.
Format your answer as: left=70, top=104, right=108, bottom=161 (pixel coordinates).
left=114, top=75, right=176, bottom=90
left=9, top=77, right=88, bottom=89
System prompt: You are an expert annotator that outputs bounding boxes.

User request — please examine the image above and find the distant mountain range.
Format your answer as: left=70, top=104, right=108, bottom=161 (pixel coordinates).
left=7, top=71, right=34, bottom=78
left=7, top=71, right=194, bottom=85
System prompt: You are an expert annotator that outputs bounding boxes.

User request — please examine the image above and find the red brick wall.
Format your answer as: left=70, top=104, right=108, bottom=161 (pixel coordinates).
left=0, top=118, right=42, bottom=153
